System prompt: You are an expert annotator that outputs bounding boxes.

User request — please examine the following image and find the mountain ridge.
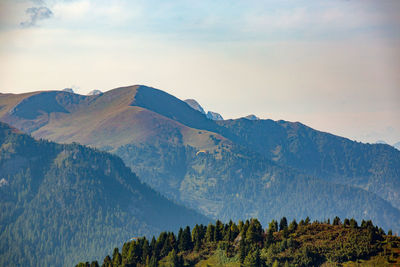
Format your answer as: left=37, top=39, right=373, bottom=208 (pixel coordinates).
left=1, top=85, right=399, bottom=233
left=0, top=121, right=209, bottom=267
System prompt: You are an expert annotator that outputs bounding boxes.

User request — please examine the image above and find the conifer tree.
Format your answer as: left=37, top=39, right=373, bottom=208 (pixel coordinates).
left=246, top=219, right=263, bottom=244
left=288, top=219, right=298, bottom=233
left=239, top=238, right=247, bottom=264
left=205, top=223, right=215, bottom=243
left=178, top=226, right=192, bottom=251
left=279, top=217, right=288, bottom=231
left=112, top=247, right=122, bottom=266
left=149, top=254, right=158, bottom=267
left=349, top=218, right=358, bottom=229
left=244, top=248, right=261, bottom=267
left=215, top=220, right=224, bottom=242
left=269, top=220, right=278, bottom=232
left=333, top=216, right=341, bottom=226
left=264, top=229, right=274, bottom=248
left=101, top=255, right=112, bottom=267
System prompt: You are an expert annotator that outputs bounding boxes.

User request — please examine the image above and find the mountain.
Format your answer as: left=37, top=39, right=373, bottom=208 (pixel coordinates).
left=376, top=140, right=388, bottom=144
left=214, top=119, right=400, bottom=209
left=62, top=88, right=74, bottom=93
left=207, top=111, right=224, bottom=120
left=87, top=89, right=102, bottom=96
left=0, top=122, right=208, bottom=267
left=77, top=218, right=400, bottom=267
left=1, top=85, right=400, bottom=233
left=243, top=114, right=260, bottom=120
left=184, top=99, right=206, bottom=114
left=394, top=141, right=400, bottom=151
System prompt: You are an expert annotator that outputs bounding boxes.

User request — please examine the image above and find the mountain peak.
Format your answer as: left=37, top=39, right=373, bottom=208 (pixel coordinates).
left=243, top=114, right=260, bottom=120
left=62, top=88, right=74, bottom=93
left=206, top=111, right=223, bottom=120
left=184, top=99, right=206, bottom=114
left=87, top=89, right=102, bottom=96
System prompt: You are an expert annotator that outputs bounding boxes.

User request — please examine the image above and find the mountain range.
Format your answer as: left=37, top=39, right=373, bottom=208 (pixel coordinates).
left=1, top=85, right=399, bottom=235
left=0, top=122, right=208, bottom=267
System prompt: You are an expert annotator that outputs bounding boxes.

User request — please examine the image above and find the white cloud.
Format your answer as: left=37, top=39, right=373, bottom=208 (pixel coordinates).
left=52, top=0, right=91, bottom=20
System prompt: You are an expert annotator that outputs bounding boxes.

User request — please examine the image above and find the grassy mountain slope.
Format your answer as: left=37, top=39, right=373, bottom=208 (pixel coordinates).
left=1, top=85, right=399, bottom=233
left=0, top=122, right=208, bottom=267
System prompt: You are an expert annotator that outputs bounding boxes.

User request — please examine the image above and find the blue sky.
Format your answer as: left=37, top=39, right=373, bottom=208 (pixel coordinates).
left=0, top=0, right=399, bottom=144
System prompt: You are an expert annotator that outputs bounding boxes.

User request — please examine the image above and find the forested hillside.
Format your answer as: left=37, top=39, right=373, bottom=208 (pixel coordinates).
left=76, top=217, right=400, bottom=267
left=1, top=85, right=400, bottom=233
left=116, top=142, right=400, bottom=233
left=0, top=122, right=208, bottom=267
left=215, top=119, right=400, bottom=209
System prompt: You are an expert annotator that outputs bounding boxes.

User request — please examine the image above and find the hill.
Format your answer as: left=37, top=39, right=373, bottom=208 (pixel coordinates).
left=1, top=85, right=400, bottom=232
left=76, top=217, right=400, bottom=267
left=0, top=122, right=208, bottom=267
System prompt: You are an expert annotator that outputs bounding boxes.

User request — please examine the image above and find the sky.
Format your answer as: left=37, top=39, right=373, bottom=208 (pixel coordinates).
left=0, top=0, right=399, bottom=144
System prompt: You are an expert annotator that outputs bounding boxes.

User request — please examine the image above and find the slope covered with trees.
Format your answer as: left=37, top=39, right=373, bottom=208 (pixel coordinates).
left=76, top=217, right=400, bottom=267
left=215, top=119, right=400, bottom=209
left=116, top=142, right=400, bottom=233
left=0, top=122, right=208, bottom=267
left=1, top=85, right=400, bottom=233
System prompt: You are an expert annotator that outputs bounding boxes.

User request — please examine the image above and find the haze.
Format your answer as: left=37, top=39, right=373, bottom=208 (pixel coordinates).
left=0, top=0, right=399, bottom=144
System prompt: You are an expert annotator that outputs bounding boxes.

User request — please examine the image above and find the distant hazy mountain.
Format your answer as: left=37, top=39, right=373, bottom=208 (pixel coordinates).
left=1, top=85, right=400, bottom=233
left=87, top=89, right=102, bottom=95
left=243, top=114, right=260, bottom=120
left=376, top=140, right=388, bottom=144
left=207, top=111, right=224, bottom=120
left=62, top=88, right=74, bottom=93
left=0, top=122, right=208, bottom=267
left=184, top=99, right=206, bottom=114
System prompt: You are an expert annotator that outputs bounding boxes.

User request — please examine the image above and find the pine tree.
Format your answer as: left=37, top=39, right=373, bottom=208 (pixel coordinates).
left=149, top=254, right=158, bottom=267
left=269, top=220, right=278, bottom=233
left=243, top=248, right=261, bottom=267
left=288, top=219, right=298, bottom=233
left=264, top=229, right=274, bottom=248
left=279, top=217, right=288, bottom=231
left=101, top=255, right=112, bottom=267
left=142, top=239, right=150, bottom=263
left=239, top=238, right=246, bottom=263
left=178, top=226, right=192, bottom=251
left=205, top=223, right=215, bottom=243
left=246, top=219, right=263, bottom=244
left=349, top=218, right=358, bottom=229
left=333, top=216, right=341, bottom=226
left=112, top=247, right=122, bottom=266
left=215, top=220, right=224, bottom=242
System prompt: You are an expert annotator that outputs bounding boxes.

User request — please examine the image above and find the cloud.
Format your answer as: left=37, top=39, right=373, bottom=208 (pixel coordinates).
left=20, top=6, right=53, bottom=27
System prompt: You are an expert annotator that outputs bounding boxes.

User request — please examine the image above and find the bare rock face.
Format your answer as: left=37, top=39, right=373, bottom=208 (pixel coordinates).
left=243, top=114, right=260, bottom=120
left=206, top=111, right=223, bottom=121
left=87, top=90, right=102, bottom=96
left=184, top=99, right=206, bottom=114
